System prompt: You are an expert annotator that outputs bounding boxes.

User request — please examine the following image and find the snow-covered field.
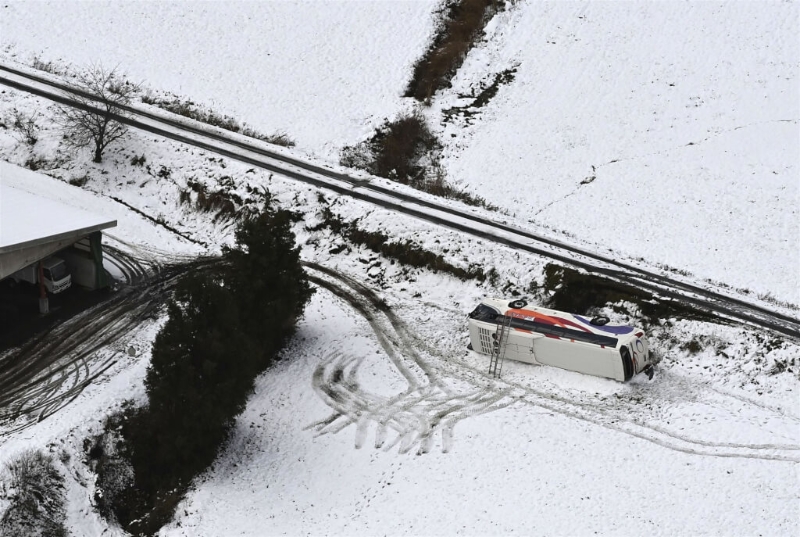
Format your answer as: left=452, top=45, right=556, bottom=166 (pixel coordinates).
left=0, top=1, right=798, bottom=536
left=2, top=0, right=796, bottom=303
left=432, top=1, right=799, bottom=304
left=0, top=0, right=437, bottom=157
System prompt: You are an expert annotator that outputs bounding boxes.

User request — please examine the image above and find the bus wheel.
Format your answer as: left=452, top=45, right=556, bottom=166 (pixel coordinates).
left=590, top=315, right=610, bottom=326
left=509, top=299, right=527, bottom=309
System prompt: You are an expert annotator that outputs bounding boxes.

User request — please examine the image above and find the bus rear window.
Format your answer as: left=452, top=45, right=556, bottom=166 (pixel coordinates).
left=469, top=304, right=500, bottom=322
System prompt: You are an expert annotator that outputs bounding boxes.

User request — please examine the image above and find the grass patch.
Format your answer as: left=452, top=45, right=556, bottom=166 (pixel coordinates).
left=179, top=178, right=266, bottom=222
left=340, top=113, right=497, bottom=210
left=141, top=95, right=295, bottom=147
left=68, top=173, right=90, bottom=187
left=0, top=449, right=67, bottom=536
left=443, top=67, right=517, bottom=121
left=534, top=264, right=718, bottom=329
left=310, top=206, right=496, bottom=283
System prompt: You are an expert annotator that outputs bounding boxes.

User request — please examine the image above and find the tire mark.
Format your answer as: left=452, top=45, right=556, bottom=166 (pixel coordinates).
left=0, top=247, right=221, bottom=437
left=304, top=265, right=800, bottom=462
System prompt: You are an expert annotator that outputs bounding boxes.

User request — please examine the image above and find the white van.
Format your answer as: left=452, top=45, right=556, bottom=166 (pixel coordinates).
left=468, top=298, right=654, bottom=381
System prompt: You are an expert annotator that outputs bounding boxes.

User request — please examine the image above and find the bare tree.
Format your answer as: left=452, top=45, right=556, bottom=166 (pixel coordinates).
left=56, top=65, right=140, bottom=163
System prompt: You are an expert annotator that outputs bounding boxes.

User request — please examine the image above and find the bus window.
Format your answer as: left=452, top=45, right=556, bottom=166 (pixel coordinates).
left=469, top=304, right=500, bottom=322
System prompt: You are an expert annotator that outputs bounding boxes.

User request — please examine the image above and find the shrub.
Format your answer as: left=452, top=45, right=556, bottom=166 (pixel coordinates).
left=340, top=113, right=497, bottom=210
left=340, top=112, right=437, bottom=186
left=370, top=112, right=438, bottom=185
left=23, top=157, right=49, bottom=171
left=683, top=338, right=703, bottom=355
left=10, top=109, right=40, bottom=145
left=0, top=450, right=67, bottom=537
left=540, top=264, right=716, bottom=328
left=68, top=174, right=90, bottom=187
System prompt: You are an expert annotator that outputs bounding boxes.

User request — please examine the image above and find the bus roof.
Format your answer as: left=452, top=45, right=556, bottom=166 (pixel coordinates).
left=480, top=298, right=641, bottom=338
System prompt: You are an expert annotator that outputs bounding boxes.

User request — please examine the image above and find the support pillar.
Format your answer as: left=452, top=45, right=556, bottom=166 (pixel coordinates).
left=38, top=261, right=49, bottom=315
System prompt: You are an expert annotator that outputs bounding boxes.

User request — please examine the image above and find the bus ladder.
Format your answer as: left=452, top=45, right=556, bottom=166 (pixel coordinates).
left=488, top=315, right=512, bottom=378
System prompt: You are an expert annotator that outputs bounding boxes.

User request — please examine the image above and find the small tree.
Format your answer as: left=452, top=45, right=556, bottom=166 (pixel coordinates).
left=56, top=65, right=139, bottom=163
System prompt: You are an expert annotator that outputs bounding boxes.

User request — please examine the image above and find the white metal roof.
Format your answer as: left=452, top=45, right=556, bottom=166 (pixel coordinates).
left=0, top=161, right=116, bottom=253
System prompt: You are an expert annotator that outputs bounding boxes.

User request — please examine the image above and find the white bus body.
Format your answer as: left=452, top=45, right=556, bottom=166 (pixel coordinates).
left=468, top=298, right=653, bottom=382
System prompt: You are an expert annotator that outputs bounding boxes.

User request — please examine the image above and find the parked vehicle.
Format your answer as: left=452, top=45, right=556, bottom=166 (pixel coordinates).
left=468, top=298, right=654, bottom=381
left=10, top=256, right=72, bottom=294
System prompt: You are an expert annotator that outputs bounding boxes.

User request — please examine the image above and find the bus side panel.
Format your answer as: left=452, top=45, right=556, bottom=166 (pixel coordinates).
left=506, top=330, right=538, bottom=364
left=533, top=338, right=623, bottom=381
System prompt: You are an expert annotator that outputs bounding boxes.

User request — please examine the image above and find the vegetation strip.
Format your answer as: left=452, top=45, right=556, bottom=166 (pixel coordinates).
left=405, top=0, right=509, bottom=101
left=141, top=94, right=295, bottom=147
left=309, top=205, right=496, bottom=283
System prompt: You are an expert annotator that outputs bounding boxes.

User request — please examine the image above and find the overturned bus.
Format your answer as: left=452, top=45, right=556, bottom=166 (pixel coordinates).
left=468, top=298, right=654, bottom=382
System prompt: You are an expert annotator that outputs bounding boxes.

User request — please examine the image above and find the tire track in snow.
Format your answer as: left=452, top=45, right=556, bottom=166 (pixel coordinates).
left=0, top=247, right=220, bottom=437
left=305, top=266, right=514, bottom=454
left=2, top=63, right=798, bottom=341
left=305, top=265, right=800, bottom=462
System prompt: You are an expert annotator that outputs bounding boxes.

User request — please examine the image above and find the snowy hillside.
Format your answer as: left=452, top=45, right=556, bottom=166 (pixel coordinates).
left=0, top=1, right=798, bottom=536
left=432, top=1, right=799, bottom=303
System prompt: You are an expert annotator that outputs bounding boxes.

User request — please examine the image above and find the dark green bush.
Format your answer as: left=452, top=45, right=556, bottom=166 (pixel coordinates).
left=95, top=197, right=313, bottom=535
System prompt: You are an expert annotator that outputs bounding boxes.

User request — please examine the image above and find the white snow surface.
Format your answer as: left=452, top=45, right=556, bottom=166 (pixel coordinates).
left=1, top=0, right=797, bottom=304
left=0, top=2, right=798, bottom=536
left=0, top=162, right=115, bottom=249
left=0, top=0, right=437, bottom=157
left=433, top=0, right=800, bottom=304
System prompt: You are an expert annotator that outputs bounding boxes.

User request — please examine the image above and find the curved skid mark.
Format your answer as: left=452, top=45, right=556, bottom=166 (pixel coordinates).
left=305, top=268, right=520, bottom=454
left=307, top=275, right=420, bottom=389
left=374, top=422, right=388, bottom=449
left=304, top=265, right=800, bottom=461
left=355, top=415, right=370, bottom=449
left=0, top=250, right=221, bottom=437
left=436, top=349, right=800, bottom=460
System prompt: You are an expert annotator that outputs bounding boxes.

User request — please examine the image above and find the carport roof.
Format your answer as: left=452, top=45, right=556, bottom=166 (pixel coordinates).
left=0, top=168, right=116, bottom=254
